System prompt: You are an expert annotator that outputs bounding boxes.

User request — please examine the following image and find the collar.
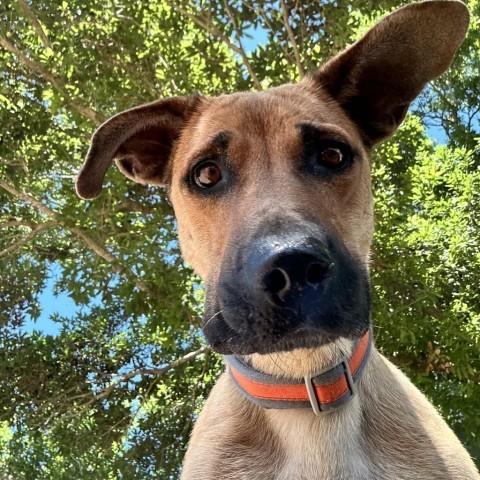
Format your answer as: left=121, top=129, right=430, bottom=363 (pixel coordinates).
left=224, top=329, right=372, bottom=415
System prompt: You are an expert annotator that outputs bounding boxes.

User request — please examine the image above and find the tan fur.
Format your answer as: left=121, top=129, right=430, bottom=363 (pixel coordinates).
left=76, top=1, right=479, bottom=478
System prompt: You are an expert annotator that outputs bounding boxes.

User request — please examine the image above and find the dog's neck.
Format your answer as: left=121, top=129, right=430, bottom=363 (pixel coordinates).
left=234, top=338, right=374, bottom=479
left=224, top=331, right=371, bottom=416
left=246, top=336, right=356, bottom=379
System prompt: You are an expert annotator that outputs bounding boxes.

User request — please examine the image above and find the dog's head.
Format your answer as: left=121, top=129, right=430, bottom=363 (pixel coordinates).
left=76, top=1, right=468, bottom=356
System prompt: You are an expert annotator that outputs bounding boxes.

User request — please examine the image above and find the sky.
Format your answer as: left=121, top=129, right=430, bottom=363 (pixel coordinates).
left=22, top=264, right=73, bottom=336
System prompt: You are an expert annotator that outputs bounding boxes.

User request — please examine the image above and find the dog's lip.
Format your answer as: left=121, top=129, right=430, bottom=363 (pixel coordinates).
left=205, top=320, right=341, bottom=355
left=203, top=306, right=370, bottom=355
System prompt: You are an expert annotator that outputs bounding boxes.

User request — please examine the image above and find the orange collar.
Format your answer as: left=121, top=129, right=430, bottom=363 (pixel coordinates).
left=225, top=329, right=372, bottom=415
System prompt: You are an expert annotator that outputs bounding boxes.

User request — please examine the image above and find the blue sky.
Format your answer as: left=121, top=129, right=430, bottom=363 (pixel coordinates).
left=23, top=264, right=74, bottom=335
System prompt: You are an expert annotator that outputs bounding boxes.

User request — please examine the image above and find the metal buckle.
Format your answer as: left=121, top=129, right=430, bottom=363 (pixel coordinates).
left=304, top=359, right=356, bottom=416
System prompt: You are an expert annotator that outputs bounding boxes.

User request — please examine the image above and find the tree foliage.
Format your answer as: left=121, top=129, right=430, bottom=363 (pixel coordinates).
left=0, top=0, right=479, bottom=477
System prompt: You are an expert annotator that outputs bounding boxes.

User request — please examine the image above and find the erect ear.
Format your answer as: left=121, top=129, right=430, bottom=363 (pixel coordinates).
left=76, top=95, right=202, bottom=200
left=313, top=0, right=469, bottom=145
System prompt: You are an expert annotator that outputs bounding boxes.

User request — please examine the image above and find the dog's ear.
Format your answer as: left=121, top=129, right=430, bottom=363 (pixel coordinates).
left=76, top=95, right=202, bottom=199
left=313, top=0, right=469, bottom=145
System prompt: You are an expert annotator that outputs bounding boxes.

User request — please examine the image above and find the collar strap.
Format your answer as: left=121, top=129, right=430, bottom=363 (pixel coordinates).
left=225, top=329, right=372, bottom=415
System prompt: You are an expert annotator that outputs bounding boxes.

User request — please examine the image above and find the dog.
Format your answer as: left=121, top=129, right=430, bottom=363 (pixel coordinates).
left=76, top=1, right=479, bottom=478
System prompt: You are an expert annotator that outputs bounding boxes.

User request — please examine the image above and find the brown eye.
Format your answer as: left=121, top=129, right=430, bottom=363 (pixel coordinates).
left=319, top=146, right=344, bottom=168
left=300, top=123, right=352, bottom=176
left=193, top=161, right=222, bottom=188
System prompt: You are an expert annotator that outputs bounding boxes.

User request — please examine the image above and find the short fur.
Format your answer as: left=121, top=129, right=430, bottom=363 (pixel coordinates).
left=76, top=1, right=479, bottom=478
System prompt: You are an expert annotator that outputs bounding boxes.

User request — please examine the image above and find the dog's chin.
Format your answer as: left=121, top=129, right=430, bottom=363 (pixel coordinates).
left=202, top=310, right=370, bottom=355
left=208, top=331, right=337, bottom=355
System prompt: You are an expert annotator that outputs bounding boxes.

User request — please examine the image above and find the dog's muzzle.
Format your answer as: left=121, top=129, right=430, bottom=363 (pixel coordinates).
left=202, top=223, right=370, bottom=355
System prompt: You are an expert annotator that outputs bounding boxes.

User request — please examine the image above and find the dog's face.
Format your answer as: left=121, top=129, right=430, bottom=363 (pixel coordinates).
left=169, top=85, right=373, bottom=354
left=76, top=1, right=469, bottom=355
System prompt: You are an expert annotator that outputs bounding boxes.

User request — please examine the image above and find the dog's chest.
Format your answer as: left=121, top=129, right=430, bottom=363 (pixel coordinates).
left=265, top=402, right=372, bottom=480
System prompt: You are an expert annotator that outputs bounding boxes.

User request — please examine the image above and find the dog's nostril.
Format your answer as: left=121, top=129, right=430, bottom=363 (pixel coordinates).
left=262, top=267, right=291, bottom=301
left=306, top=262, right=327, bottom=286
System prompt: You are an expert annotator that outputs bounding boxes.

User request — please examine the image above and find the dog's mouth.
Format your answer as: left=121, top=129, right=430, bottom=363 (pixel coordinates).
left=202, top=291, right=370, bottom=355
left=201, top=228, right=371, bottom=355
left=202, top=309, right=366, bottom=355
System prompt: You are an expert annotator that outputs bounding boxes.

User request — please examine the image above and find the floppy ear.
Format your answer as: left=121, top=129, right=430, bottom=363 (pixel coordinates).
left=76, top=95, right=202, bottom=200
left=313, top=0, right=469, bottom=145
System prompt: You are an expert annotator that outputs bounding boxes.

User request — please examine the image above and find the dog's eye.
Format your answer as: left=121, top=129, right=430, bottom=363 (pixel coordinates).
left=192, top=161, right=222, bottom=188
left=307, top=141, right=352, bottom=175
left=319, top=146, right=344, bottom=168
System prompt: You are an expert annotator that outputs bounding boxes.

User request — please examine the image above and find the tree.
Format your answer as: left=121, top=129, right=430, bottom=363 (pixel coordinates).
left=0, top=1, right=478, bottom=477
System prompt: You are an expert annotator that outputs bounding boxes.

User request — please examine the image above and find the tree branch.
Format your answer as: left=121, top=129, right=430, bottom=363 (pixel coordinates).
left=61, top=346, right=210, bottom=412
left=222, top=1, right=263, bottom=90
left=0, top=35, right=105, bottom=124
left=0, top=178, right=58, bottom=218
left=17, top=0, right=53, bottom=51
left=92, top=346, right=210, bottom=403
left=40, top=346, right=210, bottom=428
left=0, top=221, right=57, bottom=258
left=0, top=219, right=37, bottom=229
left=280, top=0, right=304, bottom=78
left=0, top=179, right=118, bottom=267
left=69, top=227, right=119, bottom=265
left=68, top=226, right=166, bottom=300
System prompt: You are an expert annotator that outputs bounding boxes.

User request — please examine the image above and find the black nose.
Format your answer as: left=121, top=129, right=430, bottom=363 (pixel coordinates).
left=259, top=247, right=331, bottom=305
left=210, top=228, right=371, bottom=354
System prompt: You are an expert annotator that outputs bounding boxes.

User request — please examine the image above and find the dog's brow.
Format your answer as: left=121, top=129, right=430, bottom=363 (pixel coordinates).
left=295, top=123, right=352, bottom=144
left=209, top=131, right=231, bottom=150
left=190, top=131, right=232, bottom=163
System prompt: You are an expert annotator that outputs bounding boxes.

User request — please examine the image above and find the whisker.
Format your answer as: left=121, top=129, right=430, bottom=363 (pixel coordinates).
left=202, top=309, right=224, bottom=329
left=268, top=352, right=288, bottom=376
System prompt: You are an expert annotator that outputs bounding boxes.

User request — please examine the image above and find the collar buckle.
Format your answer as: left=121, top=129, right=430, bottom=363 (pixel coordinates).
left=304, top=358, right=356, bottom=416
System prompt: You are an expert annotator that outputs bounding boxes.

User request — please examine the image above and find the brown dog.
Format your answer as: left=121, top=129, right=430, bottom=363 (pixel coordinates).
left=76, top=1, right=479, bottom=478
